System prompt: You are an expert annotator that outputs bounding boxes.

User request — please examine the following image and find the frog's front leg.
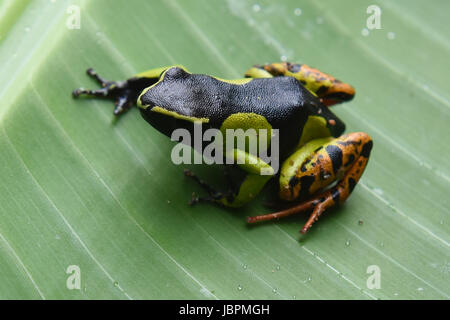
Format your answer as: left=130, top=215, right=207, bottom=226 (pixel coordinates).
left=248, top=132, right=373, bottom=234
left=186, top=149, right=274, bottom=208
left=72, top=66, right=184, bottom=115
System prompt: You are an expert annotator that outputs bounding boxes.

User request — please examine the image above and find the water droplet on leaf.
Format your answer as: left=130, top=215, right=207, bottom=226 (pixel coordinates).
left=252, top=4, right=261, bottom=12
left=387, top=32, right=396, bottom=40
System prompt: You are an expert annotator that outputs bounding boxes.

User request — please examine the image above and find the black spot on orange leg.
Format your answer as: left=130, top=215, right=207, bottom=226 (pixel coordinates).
left=325, top=144, right=343, bottom=175
left=300, top=153, right=371, bottom=234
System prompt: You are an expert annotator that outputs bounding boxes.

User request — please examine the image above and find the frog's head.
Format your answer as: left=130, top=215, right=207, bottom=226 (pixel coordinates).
left=137, top=66, right=213, bottom=126
left=263, top=62, right=355, bottom=107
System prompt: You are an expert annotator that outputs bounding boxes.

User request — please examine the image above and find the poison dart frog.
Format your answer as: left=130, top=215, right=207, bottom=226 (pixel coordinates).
left=73, top=62, right=372, bottom=234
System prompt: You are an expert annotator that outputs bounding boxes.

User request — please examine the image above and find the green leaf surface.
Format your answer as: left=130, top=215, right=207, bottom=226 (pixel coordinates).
left=0, top=0, right=448, bottom=299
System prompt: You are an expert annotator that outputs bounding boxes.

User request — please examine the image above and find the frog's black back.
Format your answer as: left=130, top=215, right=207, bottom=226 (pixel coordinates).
left=139, top=67, right=344, bottom=158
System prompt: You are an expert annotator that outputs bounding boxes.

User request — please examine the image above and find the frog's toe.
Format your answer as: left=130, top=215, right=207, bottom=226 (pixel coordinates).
left=114, top=95, right=133, bottom=115
left=72, top=88, right=83, bottom=98
left=72, top=87, right=110, bottom=98
left=86, top=67, right=110, bottom=87
left=247, top=198, right=317, bottom=225
left=189, top=192, right=200, bottom=206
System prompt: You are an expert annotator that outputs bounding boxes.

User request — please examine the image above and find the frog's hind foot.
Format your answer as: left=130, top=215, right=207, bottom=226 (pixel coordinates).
left=248, top=153, right=370, bottom=234
left=247, top=187, right=342, bottom=234
left=248, top=134, right=373, bottom=234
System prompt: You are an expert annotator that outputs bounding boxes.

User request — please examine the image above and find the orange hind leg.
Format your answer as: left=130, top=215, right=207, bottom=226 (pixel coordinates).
left=248, top=133, right=373, bottom=234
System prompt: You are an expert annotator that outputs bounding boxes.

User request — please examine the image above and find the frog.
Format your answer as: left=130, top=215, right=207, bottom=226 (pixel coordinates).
left=73, top=62, right=372, bottom=234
